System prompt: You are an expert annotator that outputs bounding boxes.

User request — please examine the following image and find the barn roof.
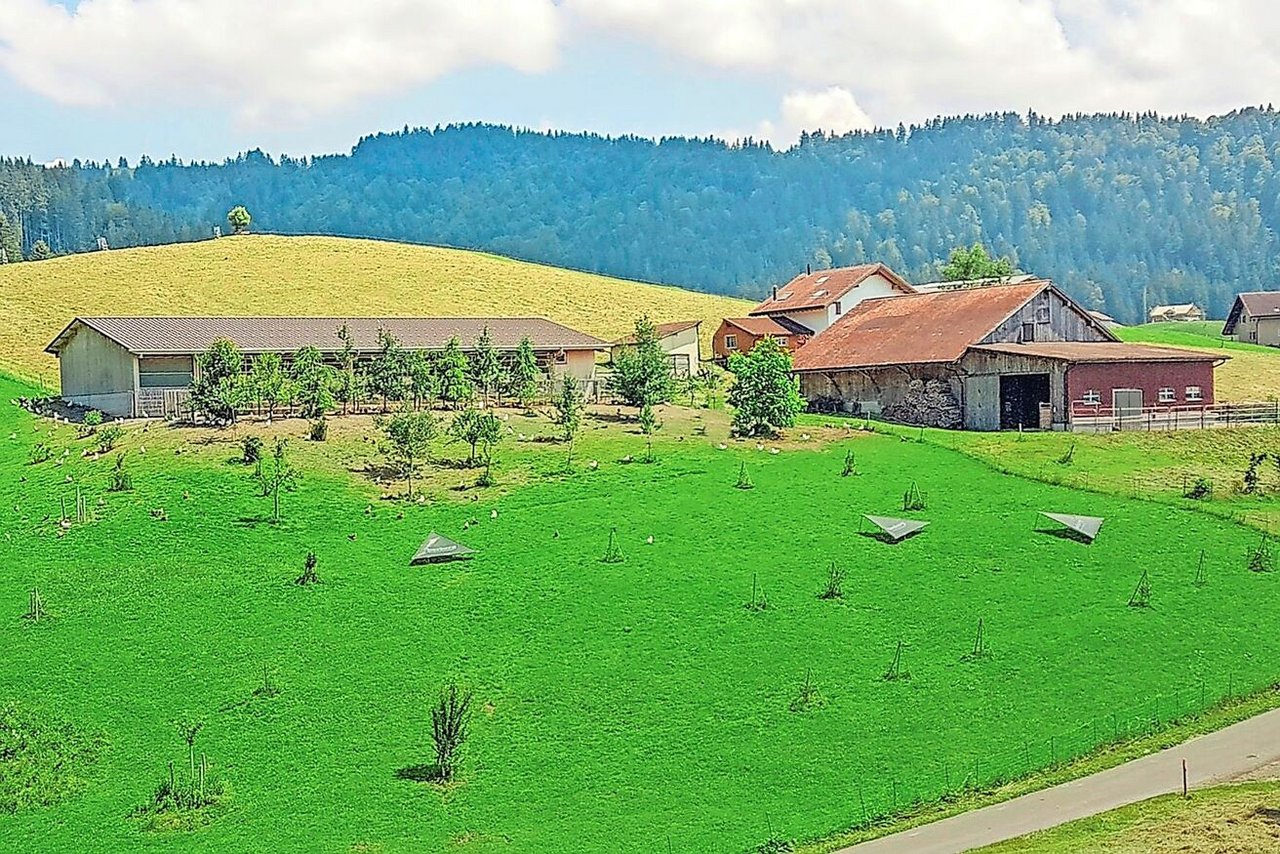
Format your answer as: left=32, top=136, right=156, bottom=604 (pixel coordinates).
left=610, top=320, right=700, bottom=346
left=720, top=316, right=814, bottom=337
left=792, top=281, right=1056, bottom=371
left=1224, top=291, right=1280, bottom=334
left=46, top=316, right=607, bottom=356
left=971, top=341, right=1228, bottom=364
left=749, top=263, right=915, bottom=315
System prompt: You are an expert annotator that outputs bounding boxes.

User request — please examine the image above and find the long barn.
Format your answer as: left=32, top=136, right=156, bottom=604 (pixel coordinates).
left=791, top=280, right=1226, bottom=430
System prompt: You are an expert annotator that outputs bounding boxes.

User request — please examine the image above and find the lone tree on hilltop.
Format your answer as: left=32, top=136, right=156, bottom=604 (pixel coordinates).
left=940, top=243, right=1014, bottom=281
left=610, top=315, right=673, bottom=408
left=726, top=336, right=804, bottom=437
left=227, top=205, right=252, bottom=235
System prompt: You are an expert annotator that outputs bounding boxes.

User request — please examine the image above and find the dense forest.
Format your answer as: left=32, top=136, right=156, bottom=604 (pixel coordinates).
left=4, top=108, right=1280, bottom=323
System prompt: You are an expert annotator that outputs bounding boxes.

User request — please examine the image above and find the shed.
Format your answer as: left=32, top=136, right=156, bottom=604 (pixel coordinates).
left=610, top=320, right=702, bottom=376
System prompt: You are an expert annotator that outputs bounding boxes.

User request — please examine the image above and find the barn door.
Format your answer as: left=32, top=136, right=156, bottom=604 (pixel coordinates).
left=1113, top=389, right=1143, bottom=428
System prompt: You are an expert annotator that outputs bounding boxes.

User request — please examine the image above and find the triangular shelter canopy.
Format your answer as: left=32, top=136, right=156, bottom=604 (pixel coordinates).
left=1040, top=512, right=1104, bottom=542
left=410, top=532, right=476, bottom=565
left=864, top=515, right=929, bottom=542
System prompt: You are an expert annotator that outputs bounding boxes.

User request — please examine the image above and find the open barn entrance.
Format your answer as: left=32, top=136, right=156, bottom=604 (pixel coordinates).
left=1000, top=373, right=1050, bottom=429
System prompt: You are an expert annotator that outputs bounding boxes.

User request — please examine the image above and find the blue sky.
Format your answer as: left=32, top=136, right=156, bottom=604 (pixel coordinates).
left=3, top=1, right=1278, bottom=164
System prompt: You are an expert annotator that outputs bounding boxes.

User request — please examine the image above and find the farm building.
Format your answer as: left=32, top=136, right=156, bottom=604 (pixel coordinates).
left=711, top=316, right=813, bottom=363
left=610, top=320, right=701, bottom=376
left=746, top=262, right=916, bottom=335
left=1148, top=303, right=1206, bottom=323
left=791, top=280, right=1225, bottom=430
left=1087, top=310, right=1123, bottom=330
left=1223, top=292, right=1280, bottom=346
left=45, top=316, right=607, bottom=418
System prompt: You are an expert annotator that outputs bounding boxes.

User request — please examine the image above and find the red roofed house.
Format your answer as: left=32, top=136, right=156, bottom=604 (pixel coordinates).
left=711, top=315, right=814, bottom=363
left=1223, top=292, right=1280, bottom=347
left=792, top=280, right=1226, bottom=430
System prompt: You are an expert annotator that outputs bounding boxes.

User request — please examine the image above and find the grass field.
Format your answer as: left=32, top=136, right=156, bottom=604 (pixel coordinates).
left=981, top=780, right=1280, bottom=852
left=1116, top=322, right=1280, bottom=402
left=0, top=235, right=752, bottom=383
left=2, top=374, right=1280, bottom=853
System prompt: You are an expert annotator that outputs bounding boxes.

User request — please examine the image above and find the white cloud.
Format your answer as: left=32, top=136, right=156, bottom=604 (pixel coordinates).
left=0, top=0, right=562, bottom=124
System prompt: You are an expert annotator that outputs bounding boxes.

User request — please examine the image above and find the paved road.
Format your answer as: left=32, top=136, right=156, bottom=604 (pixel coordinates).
left=839, top=706, right=1280, bottom=853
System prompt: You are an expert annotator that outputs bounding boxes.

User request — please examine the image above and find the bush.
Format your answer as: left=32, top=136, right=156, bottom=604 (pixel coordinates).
left=28, top=442, right=51, bottom=465
left=241, top=436, right=263, bottom=464
left=308, top=417, right=328, bottom=442
left=1183, top=476, right=1212, bottom=500
left=78, top=410, right=103, bottom=437
left=95, top=424, right=124, bottom=453
left=108, top=453, right=133, bottom=492
left=295, top=551, right=320, bottom=586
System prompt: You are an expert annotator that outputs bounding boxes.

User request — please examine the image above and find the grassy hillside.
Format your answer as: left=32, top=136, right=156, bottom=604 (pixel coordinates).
left=1116, top=322, right=1280, bottom=401
left=0, top=235, right=752, bottom=383
left=1, top=376, right=1276, bottom=852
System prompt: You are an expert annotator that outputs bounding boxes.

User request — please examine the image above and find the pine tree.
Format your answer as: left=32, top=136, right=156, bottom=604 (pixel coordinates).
left=470, top=325, right=504, bottom=406
left=508, top=336, right=542, bottom=411
left=438, top=337, right=474, bottom=409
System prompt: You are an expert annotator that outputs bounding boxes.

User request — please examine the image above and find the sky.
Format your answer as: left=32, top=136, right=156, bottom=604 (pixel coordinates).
left=3, top=0, right=1280, bottom=164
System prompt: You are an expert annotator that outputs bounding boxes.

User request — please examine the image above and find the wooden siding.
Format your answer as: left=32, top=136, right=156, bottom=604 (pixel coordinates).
left=979, top=287, right=1111, bottom=347
left=957, top=349, right=1069, bottom=429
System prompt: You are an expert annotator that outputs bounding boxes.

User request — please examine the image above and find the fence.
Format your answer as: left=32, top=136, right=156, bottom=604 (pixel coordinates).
left=842, top=668, right=1278, bottom=833
left=1070, top=401, right=1280, bottom=432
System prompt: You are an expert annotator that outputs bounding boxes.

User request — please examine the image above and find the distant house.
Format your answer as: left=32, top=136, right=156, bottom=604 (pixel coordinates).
left=791, top=280, right=1225, bottom=430
left=45, top=316, right=607, bottom=418
left=1087, top=310, right=1123, bottom=330
left=747, top=263, right=916, bottom=335
left=711, top=316, right=813, bottom=363
left=1148, top=303, right=1205, bottom=323
left=610, top=320, right=701, bottom=376
left=1223, top=292, right=1280, bottom=346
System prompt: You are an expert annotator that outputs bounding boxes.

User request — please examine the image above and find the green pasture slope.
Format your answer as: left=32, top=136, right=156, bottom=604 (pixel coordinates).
left=1, top=375, right=1278, bottom=853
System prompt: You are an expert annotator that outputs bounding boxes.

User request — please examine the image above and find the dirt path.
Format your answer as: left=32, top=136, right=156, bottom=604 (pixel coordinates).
left=838, top=707, right=1280, bottom=853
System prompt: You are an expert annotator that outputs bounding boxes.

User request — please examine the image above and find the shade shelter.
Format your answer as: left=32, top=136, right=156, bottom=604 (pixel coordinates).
left=410, top=532, right=476, bottom=565
left=863, top=515, right=929, bottom=542
left=1039, top=512, right=1104, bottom=542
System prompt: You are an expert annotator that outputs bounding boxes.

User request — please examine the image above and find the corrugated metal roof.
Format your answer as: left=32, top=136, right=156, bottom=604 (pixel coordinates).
left=47, top=316, right=607, bottom=356
left=721, top=316, right=813, bottom=337
left=792, top=281, right=1049, bottom=371
left=749, top=263, right=915, bottom=315
left=610, top=319, right=701, bottom=346
left=971, top=342, right=1228, bottom=363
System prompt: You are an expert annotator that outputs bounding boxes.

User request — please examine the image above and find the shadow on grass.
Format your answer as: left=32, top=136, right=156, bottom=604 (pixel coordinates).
left=857, top=531, right=920, bottom=545
left=1254, top=806, right=1280, bottom=825
left=394, top=763, right=442, bottom=783
left=1036, top=526, right=1095, bottom=544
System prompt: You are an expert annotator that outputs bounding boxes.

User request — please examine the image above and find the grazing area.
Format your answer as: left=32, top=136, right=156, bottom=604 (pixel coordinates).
left=981, top=781, right=1280, bottom=853
left=0, top=235, right=750, bottom=382
left=1, top=371, right=1279, bottom=852
left=1116, top=322, right=1280, bottom=402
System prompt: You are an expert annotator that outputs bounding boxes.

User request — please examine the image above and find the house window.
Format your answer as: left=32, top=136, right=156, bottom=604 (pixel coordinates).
left=772, top=335, right=788, bottom=345
left=1081, top=389, right=1101, bottom=405
left=1020, top=322, right=1036, bottom=342
left=724, top=334, right=738, bottom=351
left=554, top=350, right=568, bottom=365
left=834, top=300, right=843, bottom=315
left=1158, top=387, right=1176, bottom=403
left=1186, top=385, right=1203, bottom=401
left=1035, top=305, right=1051, bottom=324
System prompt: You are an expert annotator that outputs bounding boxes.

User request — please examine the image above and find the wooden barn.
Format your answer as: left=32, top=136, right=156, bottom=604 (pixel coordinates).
left=791, top=280, right=1225, bottom=430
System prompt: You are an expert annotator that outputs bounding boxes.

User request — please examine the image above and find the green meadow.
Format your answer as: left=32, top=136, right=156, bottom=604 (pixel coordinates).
left=1, top=373, right=1277, bottom=853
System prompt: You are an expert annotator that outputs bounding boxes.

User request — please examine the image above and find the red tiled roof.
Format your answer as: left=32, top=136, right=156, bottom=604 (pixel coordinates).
left=791, top=282, right=1050, bottom=371
left=721, top=316, right=813, bottom=337
left=971, top=342, right=1228, bottom=363
left=611, top=320, right=700, bottom=345
left=47, top=316, right=606, bottom=356
left=1224, top=291, right=1280, bottom=334
left=750, top=263, right=915, bottom=315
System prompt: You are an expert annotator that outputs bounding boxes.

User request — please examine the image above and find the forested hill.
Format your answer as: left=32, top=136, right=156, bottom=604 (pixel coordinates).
left=4, top=108, right=1280, bottom=323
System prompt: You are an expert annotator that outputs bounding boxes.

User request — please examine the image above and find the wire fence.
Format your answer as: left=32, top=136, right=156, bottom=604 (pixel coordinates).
left=847, top=669, right=1279, bottom=830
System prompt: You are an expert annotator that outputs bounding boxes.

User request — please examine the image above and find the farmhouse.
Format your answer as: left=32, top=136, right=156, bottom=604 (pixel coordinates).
left=747, top=262, right=916, bottom=335
left=711, top=315, right=813, bottom=362
left=1223, top=292, right=1280, bottom=346
left=792, top=280, right=1225, bottom=430
left=610, top=320, right=701, bottom=376
left=45, top=316, right=607, bottom=418
left=1148, top=303, right=1205, bottom=323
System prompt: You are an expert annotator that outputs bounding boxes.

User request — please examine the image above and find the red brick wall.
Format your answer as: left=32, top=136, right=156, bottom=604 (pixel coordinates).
left=1066, top=361, right=1216, bottom=409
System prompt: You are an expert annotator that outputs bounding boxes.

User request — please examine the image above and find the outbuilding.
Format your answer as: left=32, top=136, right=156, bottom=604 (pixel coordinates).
left=1223, top=292, right=1280, bottom=346
left=45, top=316, right=608, bottom=418
left=610, top=320, right=702, bottom=376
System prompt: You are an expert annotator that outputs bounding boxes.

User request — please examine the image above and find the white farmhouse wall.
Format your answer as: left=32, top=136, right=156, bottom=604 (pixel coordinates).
left=662, top=326, right=701, bottom=374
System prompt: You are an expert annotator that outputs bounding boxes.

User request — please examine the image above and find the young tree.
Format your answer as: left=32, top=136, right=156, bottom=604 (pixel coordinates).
left=192, top=338, right=246, bottom=424
left=508, top=335, right=542, bottom=411
left=438, top=337, right=474, bottom=409
left=291, top=346, right=334, bottom=419
left=334, top=323, right=361, bottom=414
left=447, top=407, right=489, bottom=466
left=553, top=375, right=584, bottom=469
left=940, top=243, right=1015, bottom=281
left=368, top=328, right=407, bottom=411
left=638, top=402, right=659, bottom=462
left=256, top=437, right=298, bottom=523
left=249, top=352, right=290, bottom=420
left=609, top=316, right=673, bottom=408
left=430, top=681, right=473, bottom=783
left=379, top=407, right=438, bottom=499
left=227, top=205, right=252, bottom=235
left=470, top=326, right=504, bottom=406
left=27, top=239, right=52, bottom=261
left=727, top=336, right=805, bottom=437
left=406, top=349, right=439, bottom=411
